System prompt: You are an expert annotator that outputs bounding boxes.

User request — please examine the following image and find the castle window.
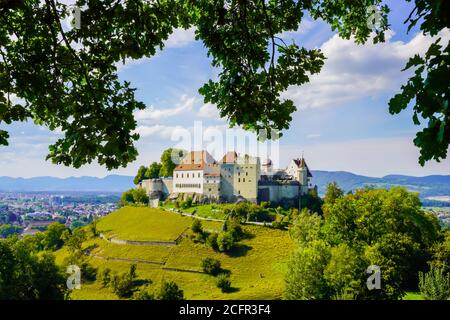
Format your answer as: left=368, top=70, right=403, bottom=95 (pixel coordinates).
left=181, top=173, right=183, bottom=178
left=198, top=173, right=200, bottom=178
left=238, top=178, right=240, bottom=182
left=176, top=173, right=178, bottom=178
left=243, top=178, right=245, bottom=182
left=246, top=172, right=248, bottom=176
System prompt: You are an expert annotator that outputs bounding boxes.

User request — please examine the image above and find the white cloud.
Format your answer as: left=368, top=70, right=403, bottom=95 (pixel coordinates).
left=164, top=27, right=197, bottom=48
left=197, top=102, right=221, bottom=119
left=135, top=124, right=188, bottom=139
left=116, top=27, right=197, bottom=71
left=280, top=136, right=450, bottom=177
left=8, top=94, right=25, bottom=105
left=283, top=29, right=450, bottom=109
left=134, top=95, right=197, bottom=123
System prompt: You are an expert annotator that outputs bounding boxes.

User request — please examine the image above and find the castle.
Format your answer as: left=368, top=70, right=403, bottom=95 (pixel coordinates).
left=137, top=150, right=316, bottom=207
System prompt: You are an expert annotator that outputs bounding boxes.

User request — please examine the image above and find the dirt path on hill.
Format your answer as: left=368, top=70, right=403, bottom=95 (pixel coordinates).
left=85, top=252, right=165, bottom=265
left=84, top=251, right=205, bottom=274
left=99, top=233, right=177, bottom=246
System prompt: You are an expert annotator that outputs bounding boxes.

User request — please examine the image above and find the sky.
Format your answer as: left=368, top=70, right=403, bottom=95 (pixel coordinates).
left=1, top=0, right=449, bottom=178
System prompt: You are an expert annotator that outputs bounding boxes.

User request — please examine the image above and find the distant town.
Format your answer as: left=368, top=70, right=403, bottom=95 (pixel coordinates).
left=0, top=192, right=119, bottom=238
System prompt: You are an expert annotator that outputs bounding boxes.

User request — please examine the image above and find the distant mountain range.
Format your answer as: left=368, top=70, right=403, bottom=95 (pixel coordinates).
left=0, top=171, right=449, bottom=201
left=311, top=171, right=450, bottom=200
left=0, top=175, right=134, bottom=192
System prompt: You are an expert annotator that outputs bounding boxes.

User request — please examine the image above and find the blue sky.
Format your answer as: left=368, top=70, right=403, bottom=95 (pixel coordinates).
left=1, top=0, right=449, bottom=178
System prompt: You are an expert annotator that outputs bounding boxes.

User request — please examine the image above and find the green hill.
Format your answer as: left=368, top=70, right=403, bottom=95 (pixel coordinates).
left=55, top=207, right=294, bottom=300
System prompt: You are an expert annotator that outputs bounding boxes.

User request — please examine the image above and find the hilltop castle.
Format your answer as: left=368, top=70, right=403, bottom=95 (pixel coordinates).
left=137, top=150, right=316, bottom=207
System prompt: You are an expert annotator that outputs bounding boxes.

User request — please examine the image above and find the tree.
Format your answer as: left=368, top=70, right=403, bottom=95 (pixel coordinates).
left=62, top=228, right=87, bottom=253
left=0, top=224, right=22, bottom=238
left=300, top=188, right=323, bottom=215
left=120, top=188, right=149, bottom=206
left=206, top=232, right=219, bottom=250
left=160, top=148, right=186, bottom=177
left=147, top=162, right=162, bottom=179
left=430, top=232, right=450, bottom=273
left=289, top=209, right=323, bottom=246
left=284, top=240, right=331, bottom=300
left=217, top=232, right=235, bottom=252
left=286, top=187, right=442, bottom=300
left=157, top=280, right=184, bottom=300
left=389, top=0, right=450, bottom=165
left=201, top=257, right=221, bottom=276
left=90, top=219, right=99, bottom=238
left=132, top=188, right=149, bottom=205
left=41, top=222, right=67, bottom=251
left=323, top=182, right=344, bottom=206
left=134, top=166, right=148, bottom=185
left=191, top=219, right=203, bottom=234
left=133, top=286, right=155, bottom=300
left=120, top=189, right=135, bottom=206
left=419, top=267, right=450, bottom=300
left=1, top=1, right=447, bottom=167
left=216, top=273, right=232, bottom=293
left=110, top=264, right=138, bottom=298
left=0, top=237, right=67, bottom=300
left=99, top=268, right=112, bottom=288
left=323, top=244, right=367, bottom=299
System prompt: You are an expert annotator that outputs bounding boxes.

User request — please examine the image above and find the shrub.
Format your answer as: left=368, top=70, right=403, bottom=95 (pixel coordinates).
left=80, top=262, right=97, bottom=282
left=193, top=232, right=205, bottom=243
left=217, top=232, right=235, bottom=252
left=132, top=188, right=149, bottom=205
left=216, top=273, right=232, bottom=293
left=191, top=219, right=203, bottom=234
left=90, top=219, right=99, bottom=238
left=99, top=268, right=112, bottom=287
left=271, top=220, right=285, bottom=229
left=226, top=220, right=244, bottom=241
left=181, top=197, right=193, bottom=209
left=419, top=267, right=450, bottom=300
left=111, top=273, right=134, bottom=298
left=157, top=280, right=184, bottom=300
left=110, top=264, right=138, bottom=298
left=201, top=257, right=221, bottom=276
left=206, top=233, right=219, bottom=250
left=233, top=202, right=250, bottom=219
left=260, top=201, right=271, bottom=208
left=133, top=286, right=155, bottom=300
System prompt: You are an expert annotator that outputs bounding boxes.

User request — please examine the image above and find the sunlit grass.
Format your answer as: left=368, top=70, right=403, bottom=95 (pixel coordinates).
left=96, top=207, right=192, bottom=241
left=55, top=207, right=294, bottom=300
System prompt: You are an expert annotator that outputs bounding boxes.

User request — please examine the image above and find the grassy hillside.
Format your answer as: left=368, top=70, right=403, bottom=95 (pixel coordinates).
left=55, top=207, right=294, bottom=300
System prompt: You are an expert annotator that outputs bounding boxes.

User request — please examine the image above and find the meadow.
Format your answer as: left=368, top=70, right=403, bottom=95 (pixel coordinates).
left=55, top=206, right=294, bottom=300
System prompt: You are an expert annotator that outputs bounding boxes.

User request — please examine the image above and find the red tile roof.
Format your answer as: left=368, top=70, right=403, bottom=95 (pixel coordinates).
left=220, top=151, right=238, bottom=163
left=174, top=163, right=204, bottom=171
